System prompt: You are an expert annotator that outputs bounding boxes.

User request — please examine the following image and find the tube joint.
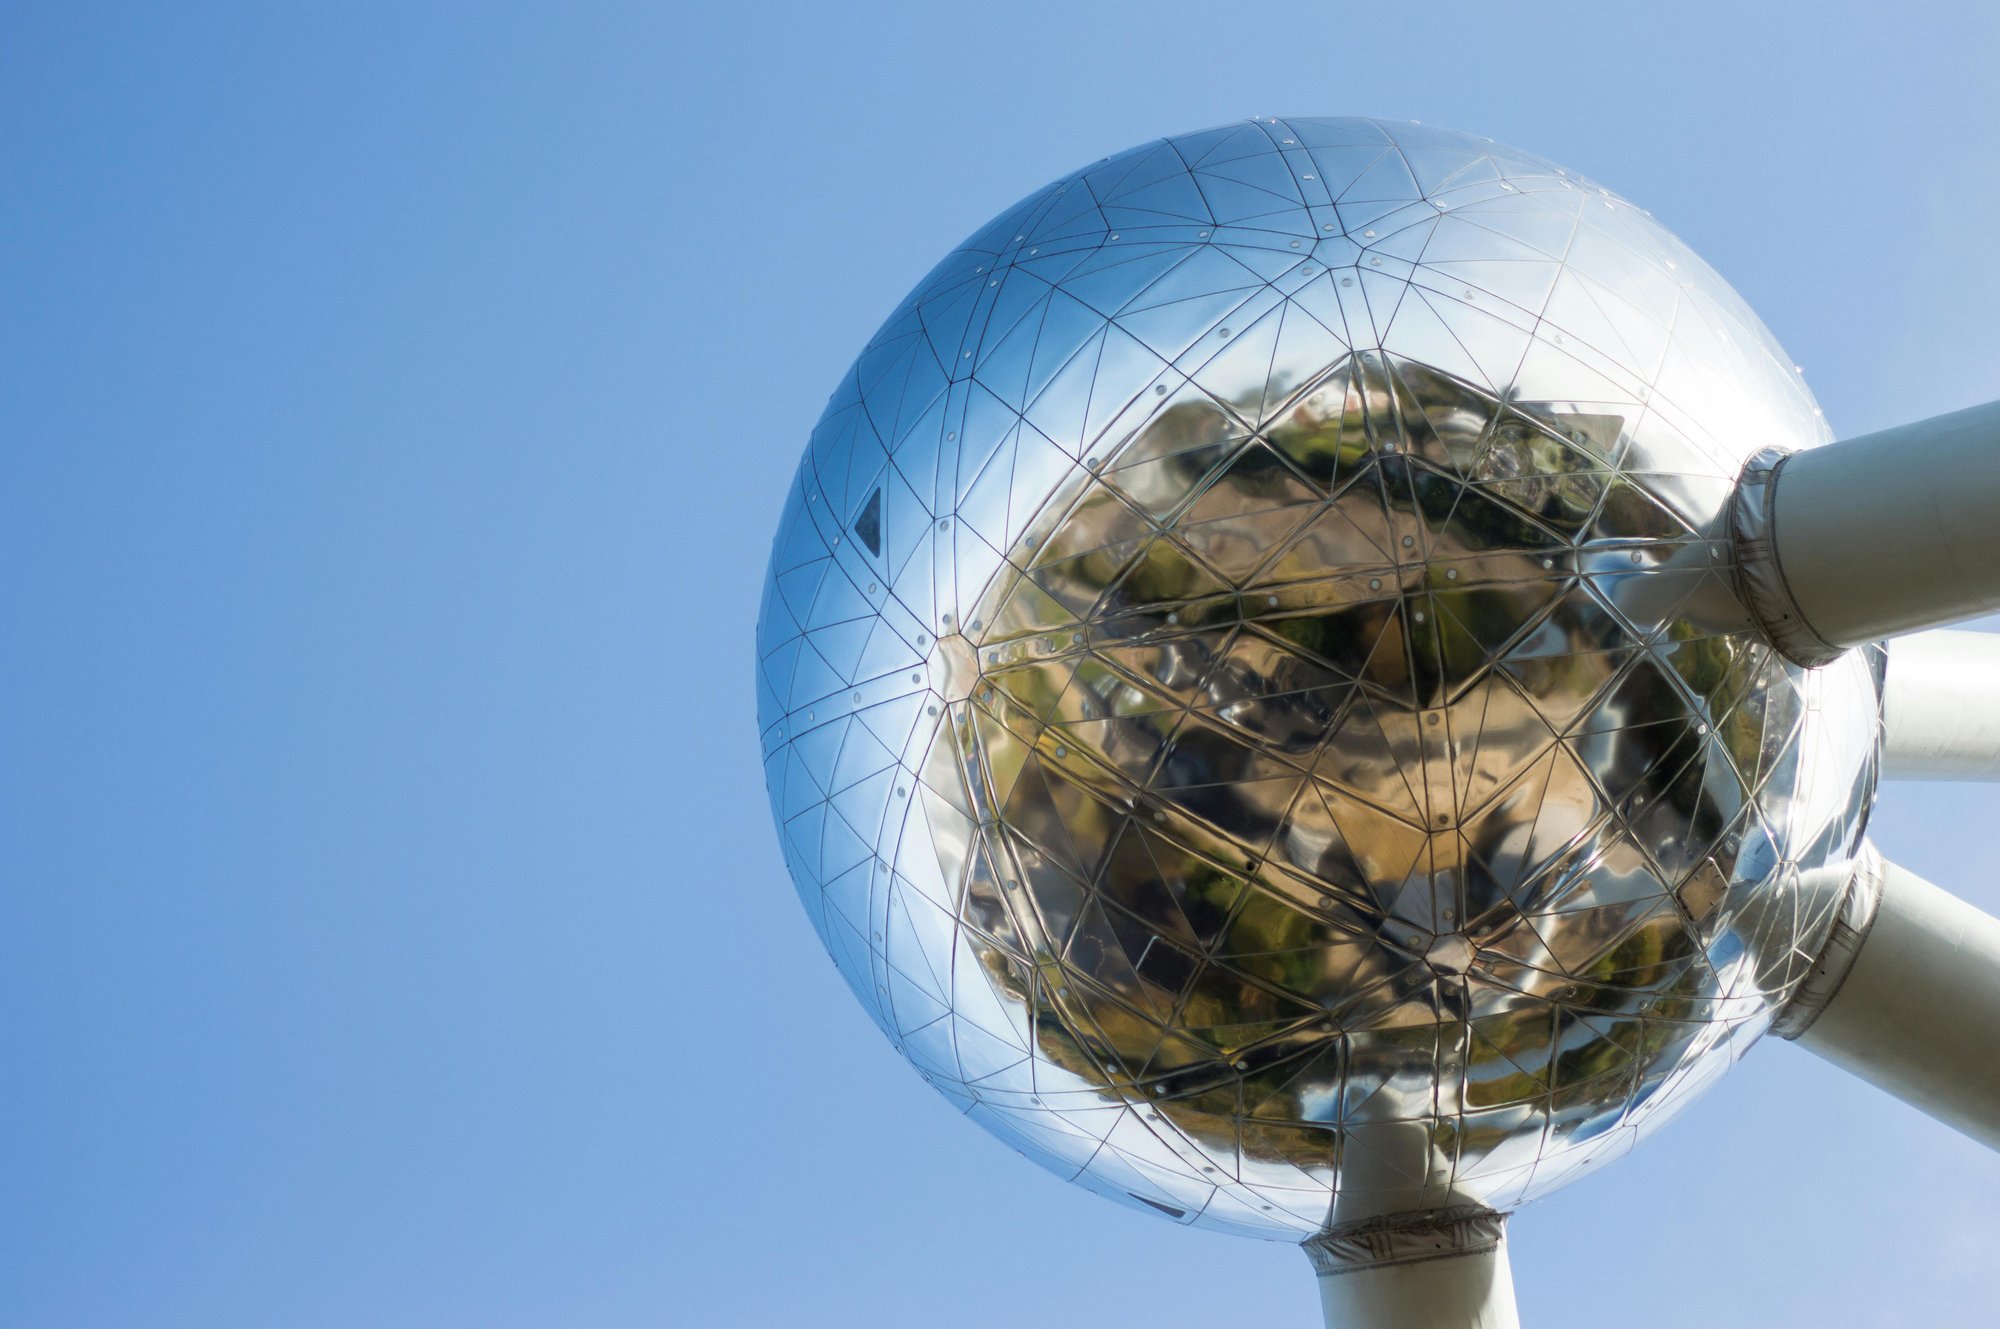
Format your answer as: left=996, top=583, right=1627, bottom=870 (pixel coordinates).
left=1729, top=446, right=1846, bottom=667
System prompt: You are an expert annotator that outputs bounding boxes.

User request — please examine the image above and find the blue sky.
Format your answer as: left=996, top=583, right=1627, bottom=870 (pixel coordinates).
left=6, top=3, right=2000, bottom=1326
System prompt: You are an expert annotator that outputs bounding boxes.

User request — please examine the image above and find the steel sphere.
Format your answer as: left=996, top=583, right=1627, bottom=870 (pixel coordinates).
left=755, top=117, right=1879, bottom=1238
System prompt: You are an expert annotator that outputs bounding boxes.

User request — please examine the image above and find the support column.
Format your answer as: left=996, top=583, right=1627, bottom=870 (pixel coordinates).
left=1302, top=1209, right=1518, bottom=1329
left=1881, top=629, right=2000, bottom=780
left=1729, top=399, right=2000, bottom=661
left=1777, top=847, right=2000, bottom=1150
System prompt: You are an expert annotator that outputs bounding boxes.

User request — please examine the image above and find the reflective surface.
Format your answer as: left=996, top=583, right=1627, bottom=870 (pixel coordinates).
left=755, top=118, right=1880, bottom=1238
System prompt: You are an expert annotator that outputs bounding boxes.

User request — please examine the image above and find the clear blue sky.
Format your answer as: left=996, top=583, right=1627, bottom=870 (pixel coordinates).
left=5, top=3, right=1999, bottom=1326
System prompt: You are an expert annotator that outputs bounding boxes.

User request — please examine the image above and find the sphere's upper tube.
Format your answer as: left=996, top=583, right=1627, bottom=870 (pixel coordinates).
left=1737, top=399, right=2000, bottom=660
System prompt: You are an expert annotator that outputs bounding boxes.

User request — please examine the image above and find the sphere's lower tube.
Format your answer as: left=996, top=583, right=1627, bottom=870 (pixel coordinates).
left=1303, top=1212, right=1519, bottom=1329
left=1780, top=853, right=2000, bottom=1150
left=1750, top=399, right=2000, bottom=655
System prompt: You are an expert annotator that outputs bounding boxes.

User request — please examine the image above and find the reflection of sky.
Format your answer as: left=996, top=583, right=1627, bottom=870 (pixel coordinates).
left=8, top=4, right=2000, bottom=1328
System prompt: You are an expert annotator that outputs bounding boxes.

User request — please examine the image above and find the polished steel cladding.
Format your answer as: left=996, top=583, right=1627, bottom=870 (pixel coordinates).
left=755, top=118, right=1881, bottom=1238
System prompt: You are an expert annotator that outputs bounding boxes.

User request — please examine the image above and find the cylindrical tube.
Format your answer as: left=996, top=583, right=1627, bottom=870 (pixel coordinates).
left=1882, top=629, right=2000, bottom=780
left=1313, top=1245, right=1519, bottom=1329
left=1768, top=399, right=2000, bottom=648
left=1789, top=857, right=2000, bottom=1150
left=1304, top=1211, right=1519, bottom=1329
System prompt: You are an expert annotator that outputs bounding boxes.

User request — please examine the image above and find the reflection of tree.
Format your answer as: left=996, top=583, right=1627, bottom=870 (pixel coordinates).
left=940, top=348, right=1802, bottom=1191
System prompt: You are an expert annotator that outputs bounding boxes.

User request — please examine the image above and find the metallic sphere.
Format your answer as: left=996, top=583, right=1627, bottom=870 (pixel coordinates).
left=755, top=118, right=1878, bottom=1238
